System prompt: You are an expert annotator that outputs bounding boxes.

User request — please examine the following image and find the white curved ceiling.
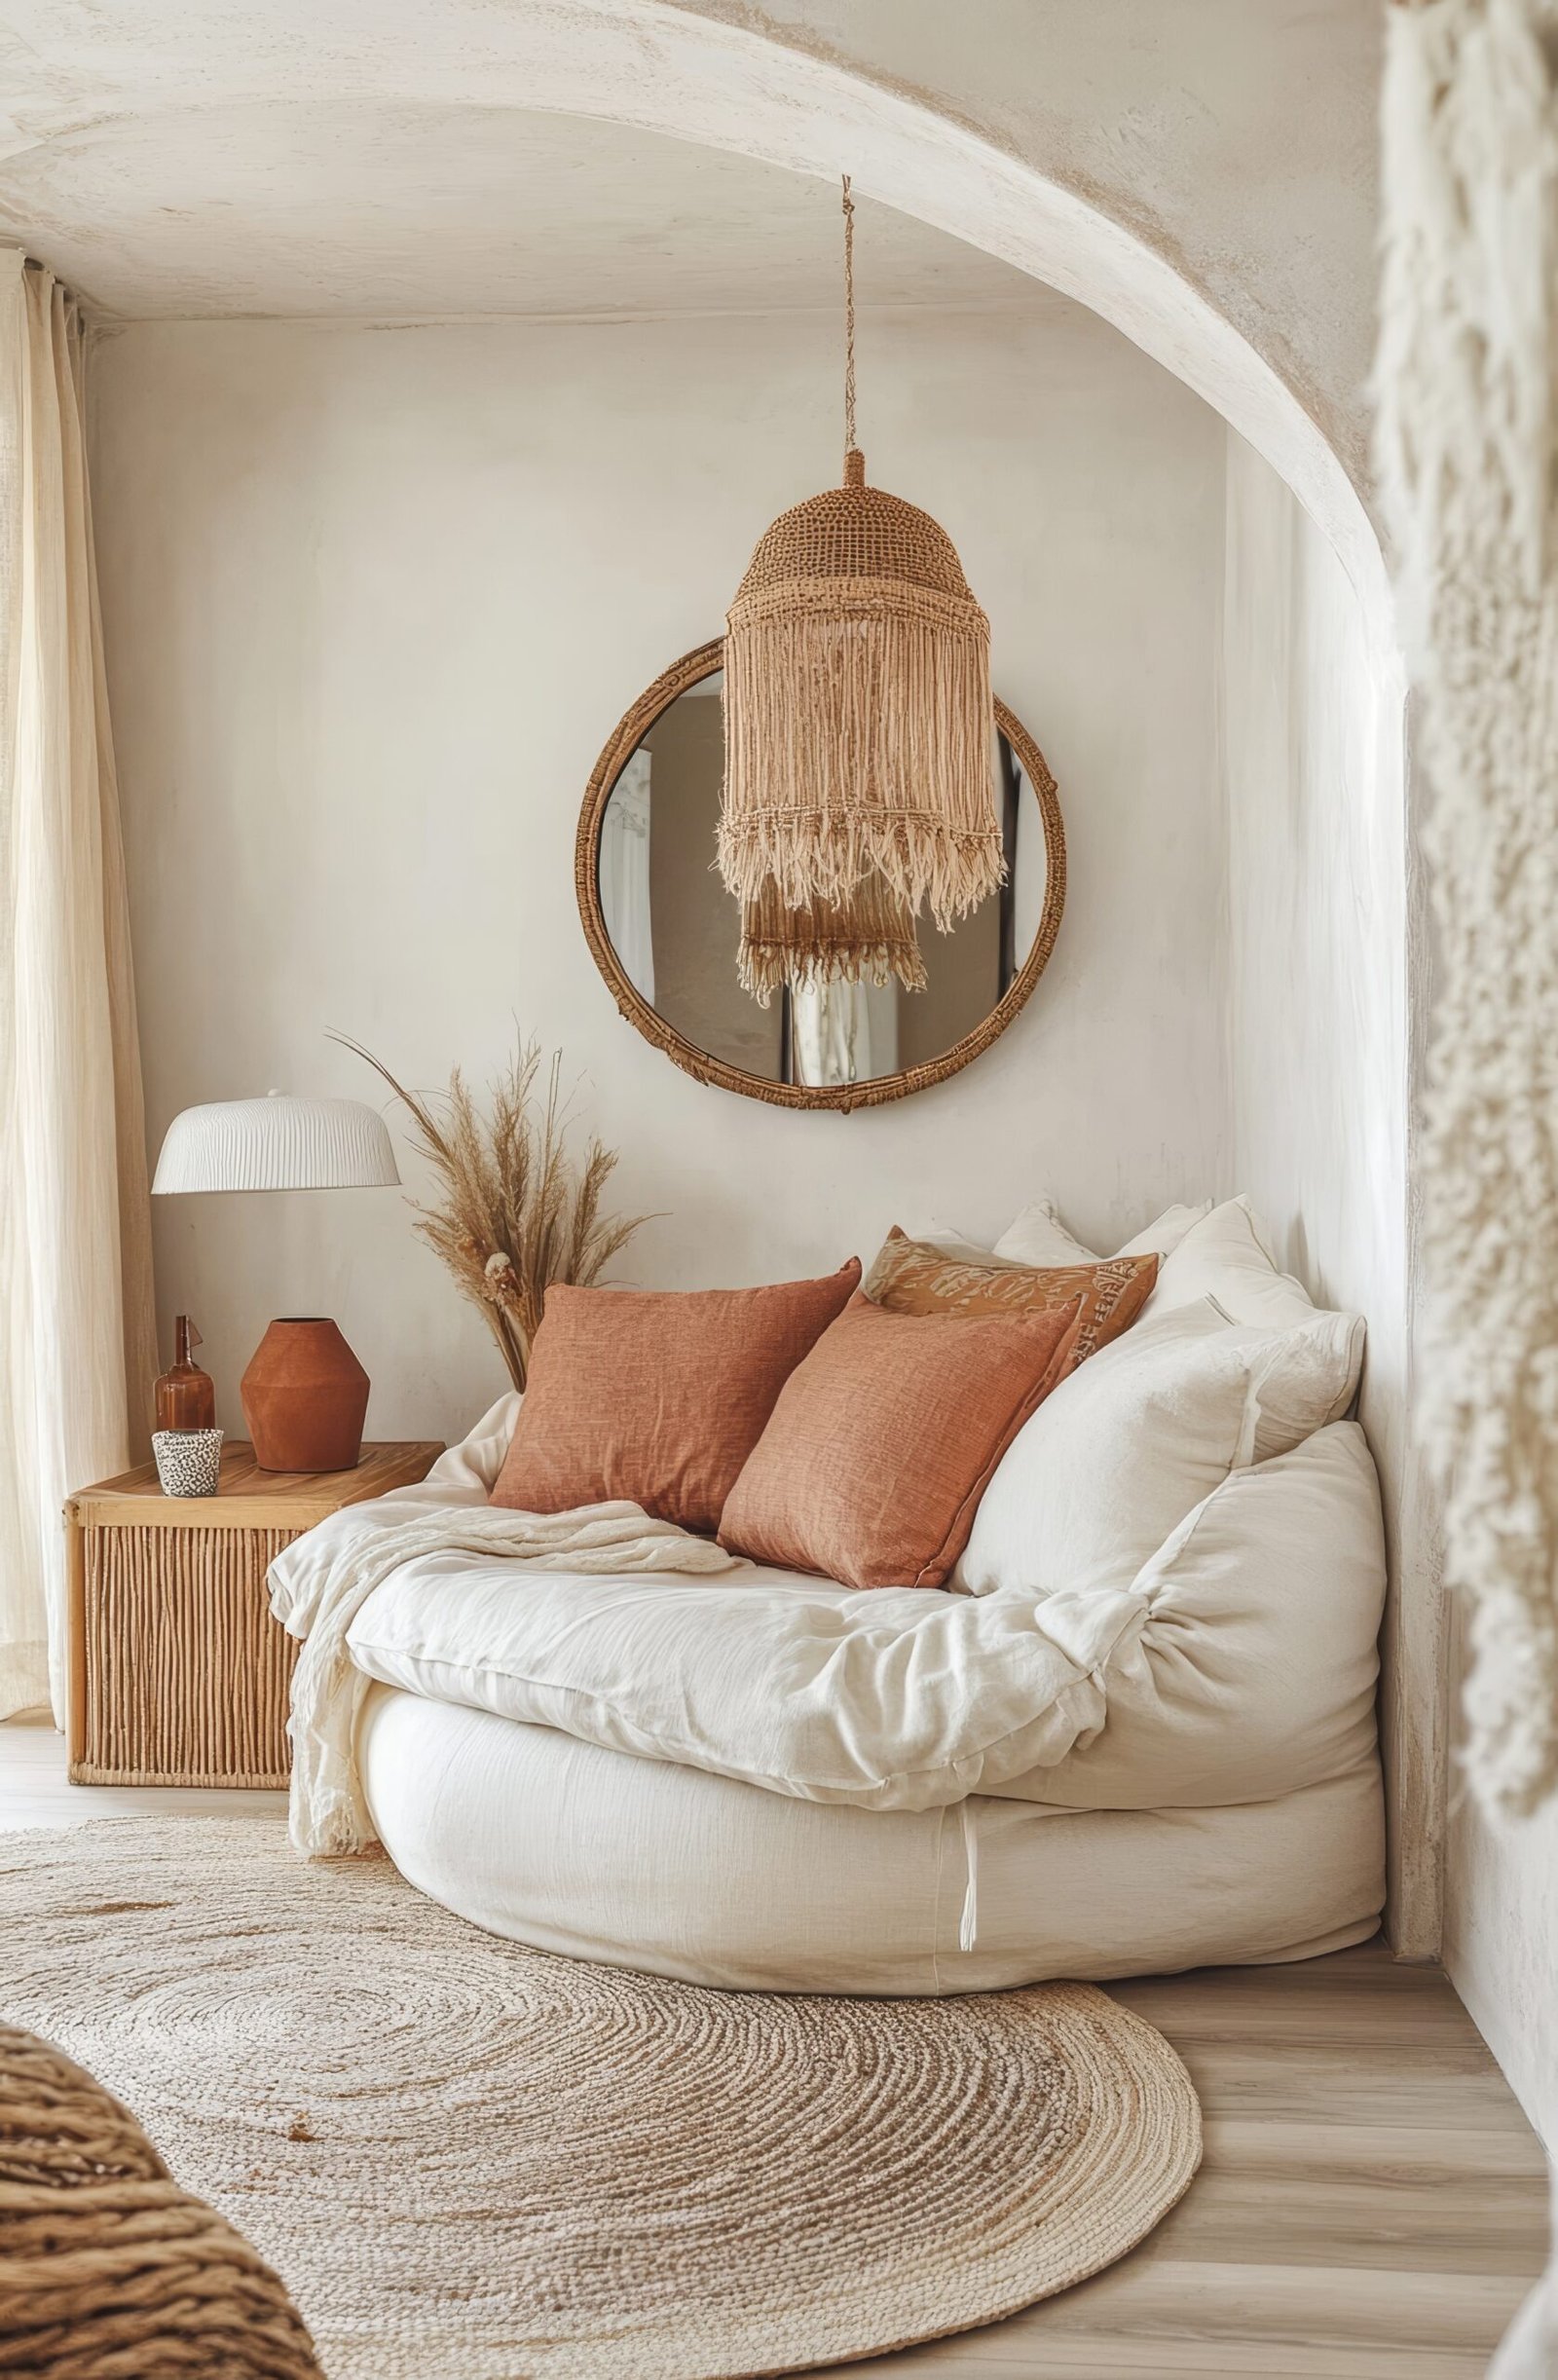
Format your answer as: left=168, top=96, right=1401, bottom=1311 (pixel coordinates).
left=0, top=91, right=1057, bottom=322
left=0, top=0, right=1384, bottom=612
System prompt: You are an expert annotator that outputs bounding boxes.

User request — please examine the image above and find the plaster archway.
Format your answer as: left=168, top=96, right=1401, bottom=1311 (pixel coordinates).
left=5, top=0, right=1386, bottom=612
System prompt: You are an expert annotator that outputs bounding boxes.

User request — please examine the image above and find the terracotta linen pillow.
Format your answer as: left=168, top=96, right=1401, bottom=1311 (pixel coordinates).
left=718, top=1290, right=1086, bottom=1590
left=491, top=1260, right=862, bottom=1536
left=863, top=1226, right=1158, bottom=1375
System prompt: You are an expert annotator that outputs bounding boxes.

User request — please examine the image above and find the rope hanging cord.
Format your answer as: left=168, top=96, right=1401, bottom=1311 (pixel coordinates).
left=843, top=171, right=858, bottom=464
left=721, top=174, right=1003, bottom=934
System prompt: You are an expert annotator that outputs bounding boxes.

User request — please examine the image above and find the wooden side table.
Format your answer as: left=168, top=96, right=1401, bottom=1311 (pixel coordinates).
left=64, top=1440, right=443, bottom=1788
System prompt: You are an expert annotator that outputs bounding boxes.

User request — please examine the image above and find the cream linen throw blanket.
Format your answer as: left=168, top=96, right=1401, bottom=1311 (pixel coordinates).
left=272, top=1481, right=744, bottom=1858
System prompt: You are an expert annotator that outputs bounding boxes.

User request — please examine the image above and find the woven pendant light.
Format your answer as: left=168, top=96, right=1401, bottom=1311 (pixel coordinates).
left=738, top=871, right=928, bottom=1007
left=719, top=178, right=1003, bottom=933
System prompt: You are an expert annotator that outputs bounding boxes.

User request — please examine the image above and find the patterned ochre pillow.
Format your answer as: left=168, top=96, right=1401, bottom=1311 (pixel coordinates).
left=863, top=1226, right=1158, bottom=1374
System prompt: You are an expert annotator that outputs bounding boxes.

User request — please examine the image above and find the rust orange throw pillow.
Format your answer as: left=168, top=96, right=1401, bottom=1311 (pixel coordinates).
left=864, top=1226, right=1158, bottom=1375
left=490, top=1260, right=862, bottom=1536
left=719, top=1290, right=1086, bottom=1590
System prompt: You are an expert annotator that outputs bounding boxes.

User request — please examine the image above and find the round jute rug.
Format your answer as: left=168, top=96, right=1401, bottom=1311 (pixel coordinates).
left=0, top=1819, right=1201, bottom=2379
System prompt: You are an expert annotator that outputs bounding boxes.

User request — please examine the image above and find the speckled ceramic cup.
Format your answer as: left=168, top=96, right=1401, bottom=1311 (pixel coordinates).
left=152, top=1427, right=224, bottom=1499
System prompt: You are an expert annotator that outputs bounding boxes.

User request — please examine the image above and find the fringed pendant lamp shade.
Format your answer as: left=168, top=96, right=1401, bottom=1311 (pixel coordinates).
left=739, top=873, right=928, bottom=1006
left=720, top=179, right=1003, bottom=935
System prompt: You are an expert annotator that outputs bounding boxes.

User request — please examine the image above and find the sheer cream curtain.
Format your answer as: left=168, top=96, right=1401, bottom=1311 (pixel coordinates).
left=0, top=249, right=157, bottom=1726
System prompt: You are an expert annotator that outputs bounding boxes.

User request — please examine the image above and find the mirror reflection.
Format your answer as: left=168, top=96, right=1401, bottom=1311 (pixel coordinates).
left=596, top=666, right=1055, bottom=1091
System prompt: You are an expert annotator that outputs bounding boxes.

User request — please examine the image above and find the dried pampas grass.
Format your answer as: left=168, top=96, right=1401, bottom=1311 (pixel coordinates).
left=334, top=1035, right=648, bottom=1390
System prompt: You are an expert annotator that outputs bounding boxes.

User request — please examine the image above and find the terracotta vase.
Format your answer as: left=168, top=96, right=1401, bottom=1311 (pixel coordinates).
left=241, top=1319, right=369, bottom=1473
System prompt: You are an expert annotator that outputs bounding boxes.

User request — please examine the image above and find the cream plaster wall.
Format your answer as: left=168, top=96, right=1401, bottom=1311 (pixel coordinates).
left=1222, top=437, right=1405, bottom=1339
left=1, top=0, right=1383, bottom=488
left=1219, top=435, right=1427, bottom=1956
left=663, top=0, right=1383, bottom=489
left=90, top=303, right=1230, bottom=1439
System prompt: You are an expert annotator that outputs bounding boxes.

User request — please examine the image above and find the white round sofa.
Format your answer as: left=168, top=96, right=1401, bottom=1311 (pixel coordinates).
left=274, top=1199, right=1391, bottom=1995
left=335, top=1396, right=1385, bottom=1990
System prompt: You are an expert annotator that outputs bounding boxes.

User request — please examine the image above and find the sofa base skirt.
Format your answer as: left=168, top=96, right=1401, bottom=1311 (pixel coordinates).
left=357, top=1684, right=1385, bottom=1995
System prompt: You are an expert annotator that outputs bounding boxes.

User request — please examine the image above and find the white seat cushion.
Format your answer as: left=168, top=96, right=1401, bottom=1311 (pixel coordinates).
left=336, top=1350, right=1381, bottom=1833
left=345, top=1549, right=1145, bottom=1812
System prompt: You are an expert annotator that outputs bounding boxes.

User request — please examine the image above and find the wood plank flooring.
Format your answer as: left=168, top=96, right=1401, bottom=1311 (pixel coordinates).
left=2, top=1714, right=1549, bottom=2378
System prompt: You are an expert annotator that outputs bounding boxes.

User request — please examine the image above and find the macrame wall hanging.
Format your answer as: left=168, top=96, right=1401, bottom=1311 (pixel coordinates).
left=721, top=179, right=1003, bottom=962
left=1377, top=0, right=1558, bottom=1823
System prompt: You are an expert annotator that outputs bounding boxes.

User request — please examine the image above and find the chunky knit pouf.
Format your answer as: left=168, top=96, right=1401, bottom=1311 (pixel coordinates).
left=0, top=2021, right=321, bottom=2379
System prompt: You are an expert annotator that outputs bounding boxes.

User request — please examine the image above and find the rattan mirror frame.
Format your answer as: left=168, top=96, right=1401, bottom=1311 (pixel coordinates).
left=575, top=639, right=1066, bottom=1113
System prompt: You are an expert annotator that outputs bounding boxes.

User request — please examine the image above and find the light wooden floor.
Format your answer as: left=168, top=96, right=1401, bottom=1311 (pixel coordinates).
left=2, top=1715, right=1549, bottom=2379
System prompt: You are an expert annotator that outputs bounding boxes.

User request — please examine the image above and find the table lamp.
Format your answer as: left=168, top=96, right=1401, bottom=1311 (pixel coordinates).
left=152, top=1092, right=401, bottom=1472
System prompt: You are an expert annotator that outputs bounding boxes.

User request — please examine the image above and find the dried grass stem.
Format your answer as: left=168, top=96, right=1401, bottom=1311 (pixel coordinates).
left=332, top=1034, right=648, bottom=1391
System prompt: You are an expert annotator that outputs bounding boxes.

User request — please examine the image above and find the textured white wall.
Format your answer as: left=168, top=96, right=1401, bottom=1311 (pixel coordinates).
left=1, top=0, right=1386, bottom=625
left=1446, top=1594, right=1558, bottom=2147
left=2, top=0, right=1383, bottom=497
left=1218, top=435, right=1424, bottom=1952
left=90, top=304, right=1230, bottom=1439
left=664, top=0, right=1383, bottom=488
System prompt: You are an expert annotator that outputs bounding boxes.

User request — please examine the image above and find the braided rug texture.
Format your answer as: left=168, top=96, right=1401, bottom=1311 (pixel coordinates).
left=0, top=1820, right=1201, bottom=2379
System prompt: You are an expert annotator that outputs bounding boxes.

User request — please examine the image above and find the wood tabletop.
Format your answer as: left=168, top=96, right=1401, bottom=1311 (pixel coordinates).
left=65, top=1440, right=444, bottom=1529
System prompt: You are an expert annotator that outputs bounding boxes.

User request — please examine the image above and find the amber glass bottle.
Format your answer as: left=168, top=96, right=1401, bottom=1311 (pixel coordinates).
left=155, top=1316, right=216, bottom=1432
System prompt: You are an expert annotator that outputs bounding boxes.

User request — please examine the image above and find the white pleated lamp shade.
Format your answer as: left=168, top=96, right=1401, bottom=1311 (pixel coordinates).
left=151, top=1095, right=401, bottom=1195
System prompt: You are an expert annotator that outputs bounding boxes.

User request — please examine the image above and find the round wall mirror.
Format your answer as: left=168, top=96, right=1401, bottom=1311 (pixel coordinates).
left=576, top=639, right=1065, bottom=1110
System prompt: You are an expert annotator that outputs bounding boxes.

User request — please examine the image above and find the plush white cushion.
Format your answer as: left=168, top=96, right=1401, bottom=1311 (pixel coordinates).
left=901, top=1203, right=1210, bottom=1271
left=1141, top=1197, right=1363, bottom=1422
left=988, top=1423, right=1385, bottom=1807
left=954, top=1297, right=1364, bottom=1601
left=986, top=1193, right=1365, bottom=1426
left=1112, top=1203, right=1215, bottom=1259
left=1146, top=1195, right=1315, bottom=1324
left=993, top=1198, right=1212, bottom=1268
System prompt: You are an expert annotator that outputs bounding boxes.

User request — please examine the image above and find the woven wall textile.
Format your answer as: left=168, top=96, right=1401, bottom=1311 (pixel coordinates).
left=1378, top=0, right=1558, bottom=1822
left=738, top=869, right=927, bottom=1003
left=719, top=181, right=1003, bottom=932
